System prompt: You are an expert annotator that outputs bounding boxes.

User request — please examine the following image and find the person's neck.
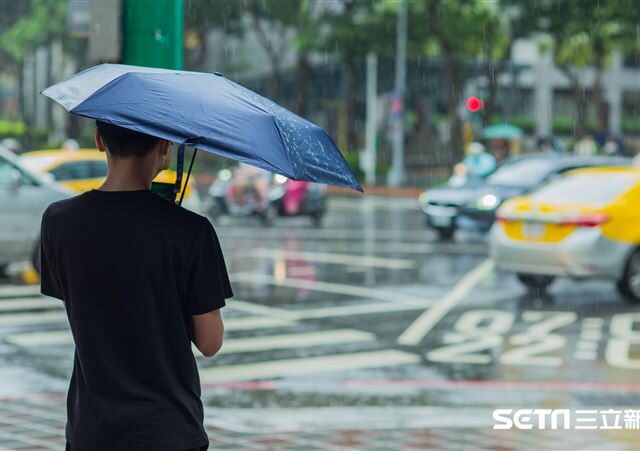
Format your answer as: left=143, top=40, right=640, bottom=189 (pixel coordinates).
left=98, top=165, right=155, bottom=192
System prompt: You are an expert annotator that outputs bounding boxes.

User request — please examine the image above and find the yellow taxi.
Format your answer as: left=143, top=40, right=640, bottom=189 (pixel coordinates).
left=19, top=149, right=202, bottom=212
left=490, top=167, right=640, bottom=302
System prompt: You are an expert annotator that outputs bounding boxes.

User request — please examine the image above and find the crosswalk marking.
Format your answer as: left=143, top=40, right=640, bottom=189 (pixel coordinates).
left=0, top=298, right=61, bottom=312
left=249, top=248, right=415, bottom=270
left=231, top=272, right=430, bottom=307
left=4, top=316, right=296, bottom=347
left=0, top=311, right=67, bottom=326
left=207, top=329, right=374, bottom=355
left=292, top=302, right=424, bottom=319
left=199, top=350, right=420, bottom=383
left=5, top=330, right=71, bottom=347
left=0, top=285, right=42, bottom=298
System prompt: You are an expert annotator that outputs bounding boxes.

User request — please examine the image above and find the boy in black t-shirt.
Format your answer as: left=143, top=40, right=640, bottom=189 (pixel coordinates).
left=41, top=121, right=232, bottom=450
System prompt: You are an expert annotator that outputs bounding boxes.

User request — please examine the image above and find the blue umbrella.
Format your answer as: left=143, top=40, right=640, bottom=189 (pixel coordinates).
left=42, top=64, right=362, bottom=197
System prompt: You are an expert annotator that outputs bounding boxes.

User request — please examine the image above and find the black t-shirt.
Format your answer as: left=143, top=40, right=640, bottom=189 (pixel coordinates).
left=40, top=189, right=232, bottom=450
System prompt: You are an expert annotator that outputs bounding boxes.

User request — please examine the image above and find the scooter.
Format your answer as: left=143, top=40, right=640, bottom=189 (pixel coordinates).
left=205, top=169, right=326, bottom=226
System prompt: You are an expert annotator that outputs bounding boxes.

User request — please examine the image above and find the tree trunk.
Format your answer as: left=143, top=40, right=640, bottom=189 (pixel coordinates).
left=592, top=43, right=607, bottom=132
left=344, top=55, right=357, bottom=151
left=572, top=78, right=587, bottom=138
left=482, top=61, right=500, bottom=127
left=294, top=53, right=310, bottom=117
left=446, top=57, right=464, bottom=164
left=269, top=62, right=280, bottom=101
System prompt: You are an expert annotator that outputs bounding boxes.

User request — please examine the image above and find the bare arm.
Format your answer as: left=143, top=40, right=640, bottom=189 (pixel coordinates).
left=192, top=309, right=224, bottom=357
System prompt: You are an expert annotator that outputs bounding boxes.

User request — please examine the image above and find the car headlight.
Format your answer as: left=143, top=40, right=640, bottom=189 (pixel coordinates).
left=476, top=193, right=500, bottom=210
left=418, top=192, right=428, bottom=205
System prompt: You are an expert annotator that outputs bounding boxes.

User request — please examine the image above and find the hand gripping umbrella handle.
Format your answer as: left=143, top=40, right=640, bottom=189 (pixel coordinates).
left=174, top=137, right=204, bottom=206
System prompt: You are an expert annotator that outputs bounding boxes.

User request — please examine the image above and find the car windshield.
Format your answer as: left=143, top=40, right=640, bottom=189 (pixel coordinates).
left=530, top=172, right=637, bottom=205
left=487, top=158, right=556, bottom=187
left=19, top=155, right=60, bottom=174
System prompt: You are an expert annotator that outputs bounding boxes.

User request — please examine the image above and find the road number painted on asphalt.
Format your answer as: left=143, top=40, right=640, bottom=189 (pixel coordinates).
left=500, top=311, right=576, bottom=367
left=605, top=313, right=640, bottom=369
left=427, top=310, right=514, bottom=364
left=427, top=310, right=576, bottom=367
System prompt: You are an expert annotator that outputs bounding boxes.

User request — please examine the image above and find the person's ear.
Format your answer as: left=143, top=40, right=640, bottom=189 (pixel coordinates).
left=95, top=128, right=106, bottom=153
left=161, top=140, right=171, bottom=156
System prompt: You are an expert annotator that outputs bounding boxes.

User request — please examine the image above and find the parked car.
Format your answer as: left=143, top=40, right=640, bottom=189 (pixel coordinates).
left=0, top=146, right=70, bottom=274
left=19, top=149, right=203, bottom=213
left=491, top=167, right=640, bottom=302
left=419, top=154, right=630, bottom=240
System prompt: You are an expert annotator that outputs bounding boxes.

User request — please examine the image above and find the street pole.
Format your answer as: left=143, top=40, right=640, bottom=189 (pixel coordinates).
left=122, top=0, right=184, bottom=69
left=387, top=0, right=408, bottom=187
left=364, top=53, right=378, bottom=186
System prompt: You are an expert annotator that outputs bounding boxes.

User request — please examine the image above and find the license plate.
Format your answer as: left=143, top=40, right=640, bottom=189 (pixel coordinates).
left=431, top=215, right=452, bottom=227
left=523, top=222, right=545, bottom=238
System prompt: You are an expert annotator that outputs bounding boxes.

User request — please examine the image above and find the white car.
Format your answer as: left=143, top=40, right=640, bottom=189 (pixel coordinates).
left=0, top=146, right=70, bottom=274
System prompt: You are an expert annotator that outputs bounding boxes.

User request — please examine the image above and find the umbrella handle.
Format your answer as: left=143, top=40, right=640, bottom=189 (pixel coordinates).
left=174, top=137, right=203, bottom=207
left=179, top=147, right=198, bottom=207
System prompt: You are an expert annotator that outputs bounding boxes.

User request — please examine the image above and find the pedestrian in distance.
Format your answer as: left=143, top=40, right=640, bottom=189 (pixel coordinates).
left=40, top=121, right=233, bottom=450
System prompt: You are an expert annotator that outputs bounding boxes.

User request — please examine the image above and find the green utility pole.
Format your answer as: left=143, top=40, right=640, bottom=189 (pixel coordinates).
left=122, top=0, right=184, bottom=69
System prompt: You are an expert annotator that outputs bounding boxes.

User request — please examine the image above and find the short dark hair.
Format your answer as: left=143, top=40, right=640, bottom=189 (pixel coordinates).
left=95, top=120, right=162, bottom=157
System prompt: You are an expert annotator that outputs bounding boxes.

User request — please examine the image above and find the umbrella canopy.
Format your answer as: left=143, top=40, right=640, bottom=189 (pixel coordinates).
left=42, top=64, right=362, bottom=192
left=482, top=123, right=523, bottom=140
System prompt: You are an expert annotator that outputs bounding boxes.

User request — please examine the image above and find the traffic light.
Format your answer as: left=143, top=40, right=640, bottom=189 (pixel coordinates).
left=466, top=96, right=484, bottom=131
left=466, top=96, right=483, bottom=113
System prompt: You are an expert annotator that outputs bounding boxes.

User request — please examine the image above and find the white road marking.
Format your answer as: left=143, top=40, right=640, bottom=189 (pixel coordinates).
left=5, top=330, right=72, bottom=347
left=576, top=341, right=599, bottom=351
left=0, top=285, right=42, bottom=298
left=4, top=316, right=297, bottom=347
left=199, top=350, right=420, bottom=383
left=580, top=330, right=603, bottom=341
left=228, top=299, right=423, bottom=321
left=0, top=311, right=67, bottom=326
left=219, top=228, right=429, bottom=241
left=213, top=329, right=374, bottom=355
left=292, top=302, right=424, bottom=320
left=230, top=272, right=430, bottom=307
left=329, top=196, right=419, bottom=211
left=227, top=299, right=297, bottom=320
left=574, top=351, right=598, bottom=361
left=0, top=297, right=61, bottom=312
left=397, top=259, right=494, bottom=346
left=249, top=248, right=415, bottom=270
left=204, top=406, right=495, bottom=433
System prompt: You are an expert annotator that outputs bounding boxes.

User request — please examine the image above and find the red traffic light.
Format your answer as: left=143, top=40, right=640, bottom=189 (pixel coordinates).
left=466, top=96, right=483, bottom=113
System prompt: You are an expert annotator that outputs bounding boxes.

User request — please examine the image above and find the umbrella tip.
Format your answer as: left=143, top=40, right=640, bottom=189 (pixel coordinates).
left=213, top=71, right=224, bottom=77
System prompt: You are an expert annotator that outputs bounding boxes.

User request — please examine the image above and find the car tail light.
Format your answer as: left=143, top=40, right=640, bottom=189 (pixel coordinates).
left=559, top=212, right=610, bottom=228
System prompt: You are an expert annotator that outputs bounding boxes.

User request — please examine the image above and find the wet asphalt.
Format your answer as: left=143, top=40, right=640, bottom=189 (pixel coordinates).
left=1, top=195, right=639, bottom=429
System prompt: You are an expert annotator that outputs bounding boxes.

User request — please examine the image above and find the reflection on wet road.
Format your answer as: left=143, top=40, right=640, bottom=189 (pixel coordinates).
left=1, top=195, right=640, bottom=444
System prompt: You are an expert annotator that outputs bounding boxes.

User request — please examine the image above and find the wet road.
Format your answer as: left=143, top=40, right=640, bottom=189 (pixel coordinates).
left=1, top=195, right=640, bottom=445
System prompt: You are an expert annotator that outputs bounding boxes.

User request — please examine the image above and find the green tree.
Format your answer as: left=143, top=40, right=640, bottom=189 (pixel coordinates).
left=313, top=0, right=396, bottom=151
left=513, top=0, right=636, bottom=136
left=184, top=0, right=245, bottom=70
left=0, top=0, right=69, bottom=121
left=420, top=0, right=508, bottom=162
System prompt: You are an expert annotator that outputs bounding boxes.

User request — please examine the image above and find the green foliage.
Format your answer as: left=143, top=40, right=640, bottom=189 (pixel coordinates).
left=0, top=0, right=67, bottom=64
left=488, top=115, right=535, bottom=134
left=552, top=116, right=598, bottom=135
left=0, top=120, right=26, bottom=136
left=622, top=118, right=640, bottom=135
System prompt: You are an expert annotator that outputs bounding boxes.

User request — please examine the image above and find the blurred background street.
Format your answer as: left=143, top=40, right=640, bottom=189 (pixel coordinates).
left=3, top=0, right=640, bottom=449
